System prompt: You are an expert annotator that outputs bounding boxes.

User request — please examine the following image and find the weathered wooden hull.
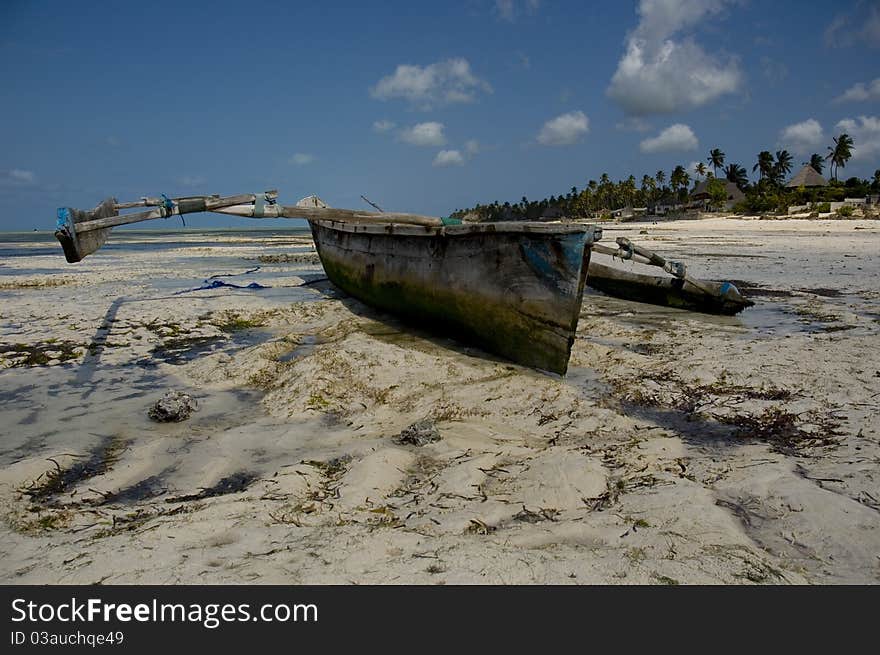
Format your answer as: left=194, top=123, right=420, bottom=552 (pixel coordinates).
left=55, top=198, right=117, bottom=263
left=586, top=261, right=754, bottom=315
left=309, top=220, right=602, bottom=374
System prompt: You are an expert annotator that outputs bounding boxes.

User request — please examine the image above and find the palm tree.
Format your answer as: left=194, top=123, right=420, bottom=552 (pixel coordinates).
left=598, top=173, right=612, bottom=209
left=655, top=170, right=666, bottom=189
left=808, top=154, right=825, bottom=175
left=724, top=163, right=748, bottom=190
left=671, top=165, right=690, bottom=201
left=753, top=151, right=774, bottom=180
left=773, top=150, right=793, bottom=184
left=708, top=148, right=725, bottom=176
left=695, top=162, right=707, bottom=178
left=641, top=175, right=656, bottom=206
left=826, top=133, right=854, bottom=181
left=670, top=165, right=687, bottom=193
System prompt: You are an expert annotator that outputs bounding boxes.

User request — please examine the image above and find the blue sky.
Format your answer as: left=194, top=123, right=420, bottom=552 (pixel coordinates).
left=1, top=0, right=879, bottom=230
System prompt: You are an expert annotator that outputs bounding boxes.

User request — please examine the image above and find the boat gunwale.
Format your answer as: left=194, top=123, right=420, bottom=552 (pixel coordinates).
left=310, top=219, right=602, bottom=240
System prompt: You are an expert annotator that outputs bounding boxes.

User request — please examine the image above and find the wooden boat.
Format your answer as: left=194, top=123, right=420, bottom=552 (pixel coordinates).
left=586, top=261, right=753, bottom=315
left=54, top=192, right=601, bottom=374
left=309, top=219, right=601, bottom=374
left=54, top=191, right=754, bottom=369
left=587, top=238, right=753, bottom=315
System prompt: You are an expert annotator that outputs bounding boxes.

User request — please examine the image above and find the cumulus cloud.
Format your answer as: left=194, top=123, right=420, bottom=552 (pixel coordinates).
left=834, top=115, right=880, bottom=161
left=372, top=120, right=396, bottom=133
left=399, top=122, right=447, bottom=147
left=371, top=58, right=491, bottom=109
left=639, top=123, right=698, bottom=153
left=607, top=0, right=743, bottom=115
left=824, top=3, right=880, bottom=49
left=464, top=139, right=481, bottom=156
left=536, top=111, right=589, bottom=146
left=290, top=153, right=315, bottom=166
left=1, top=169, right=36, bottom=186
left=778, top=118, right=824, bottom=153
left=835, top=77, right=880, bottom=103
left=433, top=150, right=465, bottom=167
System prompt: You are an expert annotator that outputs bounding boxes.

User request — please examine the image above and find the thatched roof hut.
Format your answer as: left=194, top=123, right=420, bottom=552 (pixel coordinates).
left=690, top=179, right=745, bottom=203
left=786, top=165, right=827, bottom=188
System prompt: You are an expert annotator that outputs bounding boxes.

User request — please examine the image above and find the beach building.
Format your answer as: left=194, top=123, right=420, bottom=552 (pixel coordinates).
left=690, top=179, right=745, bottom=210
left=786, top=165, right=828, bottom=188
left=651, top=195, right=683, bottom=215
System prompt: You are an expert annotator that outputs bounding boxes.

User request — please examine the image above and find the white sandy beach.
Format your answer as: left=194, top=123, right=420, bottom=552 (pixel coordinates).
left=0, top=217, right=878, bottom=584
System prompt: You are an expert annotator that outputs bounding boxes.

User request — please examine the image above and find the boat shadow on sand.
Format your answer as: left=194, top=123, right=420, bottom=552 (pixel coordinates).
left=303, top=276, right=519, bottom=372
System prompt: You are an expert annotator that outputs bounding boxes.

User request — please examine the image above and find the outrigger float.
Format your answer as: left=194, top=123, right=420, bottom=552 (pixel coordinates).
left=54, top=191, right=752, bottom=374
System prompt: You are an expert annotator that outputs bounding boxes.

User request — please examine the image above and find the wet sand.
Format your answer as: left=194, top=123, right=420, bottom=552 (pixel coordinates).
left=1, top=218, right=878, bottom=584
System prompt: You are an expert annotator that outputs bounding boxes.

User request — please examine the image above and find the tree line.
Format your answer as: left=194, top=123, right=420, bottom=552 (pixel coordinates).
left=450, top=132, right=879, bottom=221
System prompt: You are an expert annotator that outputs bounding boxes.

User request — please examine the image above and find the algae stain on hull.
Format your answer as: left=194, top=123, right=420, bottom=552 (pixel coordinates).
left=309, top=221, right=595, bottom=374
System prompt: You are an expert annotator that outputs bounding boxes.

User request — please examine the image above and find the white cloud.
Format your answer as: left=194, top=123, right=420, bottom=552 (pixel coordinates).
left=9, top=169, right=35, bottom=184
left=825, top=4, right=880, bottom=49
left=607, top=0, right=743, bottom=115
left=290, top=153, right=315, bottom=166
left=399, top=122, right=446, bottom=147
left=371, top=58, right=491, bottom=109
left=372, top=120, right=396, bottom=133
left=639, top=123, right=698, bottom=153
left=433, top=150, right=465, bottom=167
left=536, top=111, right=589, bottom=146
left=1, top=169, right=36, bottom=186
left=779, top=118, right=824, bottom=153
left=835, top=78, right=880, bottom=103
left=464, top=139, right=481, bottom=156
left=834, top=115, right=880, bottom=161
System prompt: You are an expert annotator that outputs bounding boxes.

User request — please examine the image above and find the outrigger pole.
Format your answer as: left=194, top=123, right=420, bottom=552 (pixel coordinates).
left=54, top=191, right=445, bottom=263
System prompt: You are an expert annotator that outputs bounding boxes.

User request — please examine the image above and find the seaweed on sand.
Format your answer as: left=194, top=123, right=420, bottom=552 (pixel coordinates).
left=19, top=435, right=127, bottom=502
left=164, top=471, right=258, bottom=504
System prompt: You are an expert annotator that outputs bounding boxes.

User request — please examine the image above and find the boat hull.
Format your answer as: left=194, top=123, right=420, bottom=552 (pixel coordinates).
left=309, top=220, right=601, bottom=374
left=586, top=261, right=754, bottom=315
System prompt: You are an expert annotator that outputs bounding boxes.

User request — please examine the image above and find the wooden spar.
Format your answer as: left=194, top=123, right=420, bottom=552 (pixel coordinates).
left=591, top=242, right=654, bottom=265
left=112, top=191, right=277, bottom=212
left=596, top=237, right=719, bottom=299
left=212, top=203, right=444, bottom=226
left=55, top=189, right=451, bottom=262
left=72, top=193, right=264, bottom=233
